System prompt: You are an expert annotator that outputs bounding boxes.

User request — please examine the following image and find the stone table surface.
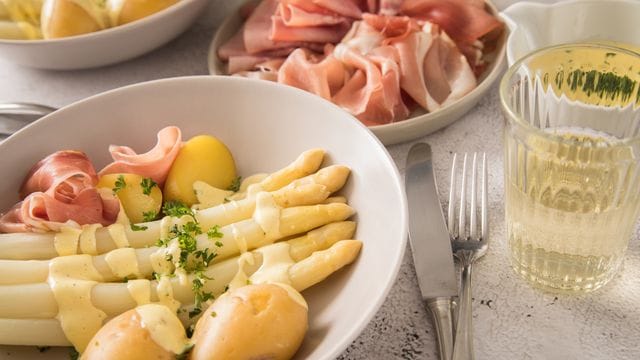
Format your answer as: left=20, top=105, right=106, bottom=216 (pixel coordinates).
left=0, top=1, right=638, bottom=359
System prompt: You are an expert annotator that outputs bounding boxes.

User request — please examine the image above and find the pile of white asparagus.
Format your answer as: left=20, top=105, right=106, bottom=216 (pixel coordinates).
left=0, top=149, right=362, bottom=347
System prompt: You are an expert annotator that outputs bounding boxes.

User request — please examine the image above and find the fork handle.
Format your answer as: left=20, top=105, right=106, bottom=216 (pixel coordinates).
left=453, top=263, right=474, bottom=360
left=426, top=298, right=455, bottom=360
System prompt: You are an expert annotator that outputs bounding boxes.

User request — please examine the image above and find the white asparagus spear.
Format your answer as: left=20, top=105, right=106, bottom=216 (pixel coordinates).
left=0, top=240, right=362, bottom=347
left=0, top=239, right=361, bottom=347
left=0, top=156, right=341, bottom=261
left=0, top=217, right=356, bottom=285
left=0, top=221, right=357, bottom=318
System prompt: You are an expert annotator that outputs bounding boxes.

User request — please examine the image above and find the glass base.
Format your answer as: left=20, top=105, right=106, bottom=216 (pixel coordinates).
left=510, top=247, right=623, bottom=293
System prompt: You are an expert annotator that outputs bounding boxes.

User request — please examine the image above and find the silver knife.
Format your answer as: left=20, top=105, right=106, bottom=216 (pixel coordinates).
left=405, top=142, right=457, bottom=360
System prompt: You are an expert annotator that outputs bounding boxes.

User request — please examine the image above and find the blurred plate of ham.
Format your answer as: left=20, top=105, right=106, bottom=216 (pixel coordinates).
left=208, top=0, right=507, bottom=145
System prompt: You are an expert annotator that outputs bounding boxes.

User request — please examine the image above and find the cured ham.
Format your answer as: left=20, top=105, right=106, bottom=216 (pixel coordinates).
left=278, top=46, right=346, bottom=100
left=400, top=0, right=502, bottom=47
left=99, top=126, right=182, bottom=186
left=0, top=151, right=120, bottom=233
left=219, top=0, right=503, bottom=125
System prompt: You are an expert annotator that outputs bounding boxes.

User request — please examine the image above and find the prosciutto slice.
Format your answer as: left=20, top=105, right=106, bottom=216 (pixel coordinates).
left=0, top=151, right=120, bottom=233
left=332, top=44, right=408, bottom=125
left=99, top=126, right=182, bottom=186
left=278, top=46, right=346, bottom=100
left=20, top=150, right=98, bottom=199
left=400, top=0, right=502, bottom=46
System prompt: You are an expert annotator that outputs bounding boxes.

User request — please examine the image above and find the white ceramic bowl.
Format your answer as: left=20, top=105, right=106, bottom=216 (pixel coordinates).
left=502, top=0, right=640, bottom=66
left=0, top=0, right=209, bottom=70
left=0, top=76, right=407, bottom=360
left=208, top=0, right=507, bottom=145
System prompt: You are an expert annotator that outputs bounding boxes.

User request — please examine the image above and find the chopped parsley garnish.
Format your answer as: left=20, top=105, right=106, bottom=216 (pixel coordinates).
left=130, top=223, right=148, bottom=232
left=113, top=175, right=126, bottom=193
left=194, top=248, right=216, bottom=268
left=154, top=204, right=224, bottom=319
left=162, top=200, right=196, bottom=221
left=186, top=324, right=195, bottom=338
left=152, top=272, right=161, bottom=281
left=140, top=177, right=158, bottom=195
left=207, top=225, right=223, bottom=239
left=210, top=311, right=217, bottom=318
left=156, top=237, right=170, bottom=247
left=142, top=210, right=157, bottom=222
left=190, top=272, right=214, bottom=318
left=227, top=176, right=242, bottom=192
left=69, top=348, right=80, bottom=360
left=215, top=241, right=224, bottom=248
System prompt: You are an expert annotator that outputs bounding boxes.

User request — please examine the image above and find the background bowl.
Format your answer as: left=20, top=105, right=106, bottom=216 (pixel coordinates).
left=502, top=0, right=640, bottom=66
left=0, top=76, right=407, bottom=360
left=208, top=0, right=507, bottom=145
left=0, top=0, right=209, bottom=70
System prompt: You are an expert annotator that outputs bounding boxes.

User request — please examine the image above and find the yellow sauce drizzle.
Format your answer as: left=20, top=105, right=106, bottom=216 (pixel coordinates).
left=104, top=248, right=140, bottom=279
left=228, top=252, right=255, bottom=291
left=156, top=275, right=181, bottom=313
left=79, top=224, right=101, bottom=255
left=230, top=223, right=248, bottom=254
left=48, top=254, right=106, bottom=352
left=193, top=181, right=234, bottom=209
left=249, top=242, right=294, bottom=286
left=126, top=279, right=151, bottom=306
left=253, top=192, right=282, bottom=241
left=107, top=223, right=130, bottom=248
left=54, top=227, right=82, bottom=256
left=135, top=304, right=190, bottom=355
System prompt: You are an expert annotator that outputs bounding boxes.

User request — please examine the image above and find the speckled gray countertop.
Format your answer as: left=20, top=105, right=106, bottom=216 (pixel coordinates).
left=0, top=1, right=638, bottom=359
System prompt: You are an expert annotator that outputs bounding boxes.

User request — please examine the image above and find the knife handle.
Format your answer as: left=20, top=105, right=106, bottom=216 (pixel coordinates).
left=426, top=297, right=454, bottom=360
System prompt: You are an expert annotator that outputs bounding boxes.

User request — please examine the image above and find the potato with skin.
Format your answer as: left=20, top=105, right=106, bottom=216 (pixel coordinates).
left=83, top=304, right=189, bottom=360
left=113, top=0, right=179, bottom=25
left=97, top=173, right=162, bottom=223
left=164, top=135, right=237, bottom=206
left=190, top=283, right=308, bottom=360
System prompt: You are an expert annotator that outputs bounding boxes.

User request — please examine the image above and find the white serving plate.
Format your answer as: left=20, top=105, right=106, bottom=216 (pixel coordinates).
left=208, top=0, right=507, bottom=145
left=502, top=0, right=640, bottom=66
left=0, top=76, right=408, bottom=360
left=0, top=0, right=209, bottom=70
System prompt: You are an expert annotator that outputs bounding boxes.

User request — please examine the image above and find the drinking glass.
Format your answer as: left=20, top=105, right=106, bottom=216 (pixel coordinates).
left=500, top=43, right=640, bottom=293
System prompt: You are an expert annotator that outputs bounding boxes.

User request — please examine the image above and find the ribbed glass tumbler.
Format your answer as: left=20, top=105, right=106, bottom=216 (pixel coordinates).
left=500, top=44, right=640, bottom=293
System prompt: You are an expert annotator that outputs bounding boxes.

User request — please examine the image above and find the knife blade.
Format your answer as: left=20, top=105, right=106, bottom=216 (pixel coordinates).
left=405, top=142, right=457, bottom=360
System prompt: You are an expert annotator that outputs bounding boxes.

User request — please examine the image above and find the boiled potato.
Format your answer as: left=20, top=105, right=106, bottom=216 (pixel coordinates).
left=97, top=173, right=162, bottom=223
left=113, top=0, right=179, bottom=25
left=41, top=0, right=103, bottom=39
left=164, top=135, right=237, bottom=206
left=83, top=304, right=190, bottom=360
left=190, top=283, right=308, bottom=360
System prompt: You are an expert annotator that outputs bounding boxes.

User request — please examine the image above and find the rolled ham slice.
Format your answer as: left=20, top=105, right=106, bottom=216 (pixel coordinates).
left=99, top=126, right=182, bottom=186
left=20, top=150, right=98, bottom=199
left=0, top=151, right=120, bottom=233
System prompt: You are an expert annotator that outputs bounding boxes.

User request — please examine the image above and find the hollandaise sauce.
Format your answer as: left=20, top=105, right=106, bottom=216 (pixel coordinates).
left=48, top=254, right=106, bottom=352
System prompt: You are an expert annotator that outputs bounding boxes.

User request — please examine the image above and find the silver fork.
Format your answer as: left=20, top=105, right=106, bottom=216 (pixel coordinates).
left=448, top=152, right=488, bottom=360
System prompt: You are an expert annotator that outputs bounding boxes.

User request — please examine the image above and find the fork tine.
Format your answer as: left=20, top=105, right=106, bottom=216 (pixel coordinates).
left=458, top=153, right=468, bottom=239
left=448, top=153, right=458, bottom=237
left=470, top=153, right=478, bottom=239
left=481, top=153, right=488, bottom=239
